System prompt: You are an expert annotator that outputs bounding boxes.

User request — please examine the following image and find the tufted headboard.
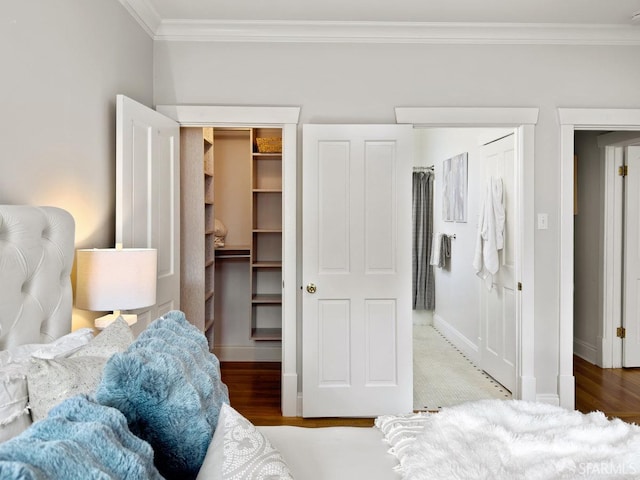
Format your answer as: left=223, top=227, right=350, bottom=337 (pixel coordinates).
left=0, top=206, right=75, bottom=350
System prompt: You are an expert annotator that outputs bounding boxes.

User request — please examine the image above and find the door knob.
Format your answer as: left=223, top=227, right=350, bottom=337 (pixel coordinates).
left=306, top=283, right=317, bottom=294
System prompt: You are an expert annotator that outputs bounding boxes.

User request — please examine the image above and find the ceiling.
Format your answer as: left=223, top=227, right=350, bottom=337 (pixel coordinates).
left=120, top=0, right=640, bottom=43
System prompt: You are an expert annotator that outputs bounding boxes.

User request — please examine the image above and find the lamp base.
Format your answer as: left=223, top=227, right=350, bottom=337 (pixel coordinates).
left=94, top=312, right=138, bottom=330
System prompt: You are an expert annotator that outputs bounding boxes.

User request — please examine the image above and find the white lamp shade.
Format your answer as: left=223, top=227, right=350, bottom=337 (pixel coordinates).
left=75, top=248, right=157, bottom=311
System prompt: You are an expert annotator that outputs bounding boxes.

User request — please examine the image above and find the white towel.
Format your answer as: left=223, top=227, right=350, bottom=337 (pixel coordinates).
left=473, top=177, right=505, bottom=288
left=430, top=233, right=443, bottom=266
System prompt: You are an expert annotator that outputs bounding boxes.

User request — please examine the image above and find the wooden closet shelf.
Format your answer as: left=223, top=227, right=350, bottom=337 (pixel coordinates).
left=252, top=261, right=282, bottom=268
left=251, top=328, right=282, bottom=341
left=216, top=246, right=251, bottom=259
left=252, top=294, right=282, bottom=304
left=252, top=229, right=282, bottom=234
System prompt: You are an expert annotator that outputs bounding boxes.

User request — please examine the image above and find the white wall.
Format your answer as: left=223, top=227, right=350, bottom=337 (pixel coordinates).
left=154, top=40, right=640, bottom=399
left=1, top=1, right=154, bottom=329
left=573, top=131, right=605, bottom=363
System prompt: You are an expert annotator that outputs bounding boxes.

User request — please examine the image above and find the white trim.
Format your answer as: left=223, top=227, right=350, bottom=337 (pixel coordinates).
left=158, top=104, right=300, bottom=416
left=115, top=2, right=640, bottom=45
left=573, top=338, right=597, bottom=365
left=213, top=345, right=282, bottom=362
left=558, top=109, right=640, bottom=130
left=118, top=0, right=160, bottom=38
left=156, top=105, right=301, bottom=126
left=558, top=107, right=640, bottom=409
left=536, top=393, right=560, bottom=406
left=281, top=123, right=298, bottom=417
left=559, top=124, right=576, bottom=410
left=150, top=19, right=640, bottom=45
left=398, top=107, right=537, bottom=402
left=396, top=107, right=539, bottom=126
left=433, top=314, right=480, bottom=365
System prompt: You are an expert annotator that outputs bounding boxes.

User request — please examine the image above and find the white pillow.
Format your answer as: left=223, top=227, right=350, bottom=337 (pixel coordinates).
left=0, top=328, right=94, bottom=366
left=0, top=328, right=94, bottom=443
left=69, top=317, right=133, bottom=359
left=26, top=356, right=107, bottom=422
left=197, top=403, right=293, bottom=480
left=26, top=317, right=134, bottom=422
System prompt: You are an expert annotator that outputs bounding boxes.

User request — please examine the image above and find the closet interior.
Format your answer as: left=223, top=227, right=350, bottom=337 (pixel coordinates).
left=180, top=126, right=283, bottom=359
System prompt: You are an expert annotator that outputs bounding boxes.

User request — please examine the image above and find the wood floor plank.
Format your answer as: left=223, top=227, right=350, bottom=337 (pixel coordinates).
left=220, top=362, right=374, bottom=427
left=221, top=357, right=640, bottom=427
left=574, top=355, right=640, bottom=424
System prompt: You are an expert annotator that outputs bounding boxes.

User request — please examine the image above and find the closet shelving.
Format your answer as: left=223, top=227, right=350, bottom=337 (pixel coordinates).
left=203, top=127, right=215, bottom=335
left=181, top=125, right=284, bottom=353
left=250, top=128, right=283, bottom=341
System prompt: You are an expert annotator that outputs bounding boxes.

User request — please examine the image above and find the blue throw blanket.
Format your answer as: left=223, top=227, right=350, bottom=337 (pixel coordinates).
left=96, top=310, right=229, bottom=479
left=0, top=395, right=163, bottom=479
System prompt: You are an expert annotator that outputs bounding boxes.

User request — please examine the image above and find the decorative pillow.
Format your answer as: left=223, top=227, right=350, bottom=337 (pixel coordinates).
left=69, top=316, right=134, bottom=359
left=0, top=365, right=31, bottom=444
left=0, top=329, right=94, bottom=443
left=0, top=328, right=94, bottom=365
left=26, top=317, right=134, bottom=422
left=197, top=403, right=293, bottom=480
left=95, top=310, right=230, bottom=480
left=0, top=395, right=163, bottom=479
left=27, top=356, right=106, bottom=422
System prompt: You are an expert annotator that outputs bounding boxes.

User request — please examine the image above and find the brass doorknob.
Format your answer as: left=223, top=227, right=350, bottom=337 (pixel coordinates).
left=306, top=283, right=317, bottom=294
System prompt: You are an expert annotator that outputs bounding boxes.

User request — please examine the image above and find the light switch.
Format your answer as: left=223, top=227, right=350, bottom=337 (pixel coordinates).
left=537, top=213, right=548, bottom=230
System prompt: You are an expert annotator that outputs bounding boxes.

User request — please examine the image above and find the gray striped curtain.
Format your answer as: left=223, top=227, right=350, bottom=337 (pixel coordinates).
left=413, top=170, right=435, bottom=310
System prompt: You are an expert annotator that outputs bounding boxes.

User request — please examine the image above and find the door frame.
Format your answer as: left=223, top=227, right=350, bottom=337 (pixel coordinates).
left=559, top=108, right=640, bottom=408
left=156, top=105, right=300, bottom=417
left=396, top=107, right=538, bottom=402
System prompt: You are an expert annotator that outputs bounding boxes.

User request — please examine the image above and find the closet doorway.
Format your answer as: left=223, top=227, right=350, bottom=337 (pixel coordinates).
left=573, top=130, right=640, bottom=370
left=406, top=119, right=531, bottom=410
left=157, top=105, right=300, bottom=417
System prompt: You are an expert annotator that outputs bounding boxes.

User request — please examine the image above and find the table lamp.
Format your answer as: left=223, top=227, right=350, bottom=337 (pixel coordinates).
left=75, top=248, right=157, bottom=329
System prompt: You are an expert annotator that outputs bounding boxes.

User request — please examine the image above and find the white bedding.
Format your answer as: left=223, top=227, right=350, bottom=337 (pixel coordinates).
left=258, top=425, right=401, bottom=480
left=376, top=399, right=640, bottom=480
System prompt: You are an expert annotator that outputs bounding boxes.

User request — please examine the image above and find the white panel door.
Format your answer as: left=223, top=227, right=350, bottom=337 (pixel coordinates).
left=302, top=124, right=413, bottom=417
left=116, top=95, right=180, bottom=328
left=623, top=146, right=640, bottom=367
left=479, top=134, right=517, bottom=392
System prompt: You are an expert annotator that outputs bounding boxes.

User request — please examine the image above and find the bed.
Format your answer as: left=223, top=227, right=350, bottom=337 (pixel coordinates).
left=0, top=204, right=639, bottom=480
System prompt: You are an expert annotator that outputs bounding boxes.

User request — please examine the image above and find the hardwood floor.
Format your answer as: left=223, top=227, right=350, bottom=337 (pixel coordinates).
left=220, top=362, right=374, bottom=427
left=222, top=358, right=640, bottom=427
left=574, top=355, right=640, bottom=424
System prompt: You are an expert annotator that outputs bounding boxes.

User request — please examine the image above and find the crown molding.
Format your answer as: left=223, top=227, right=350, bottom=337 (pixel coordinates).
left=118, top=0, right=640, bottom=45
left=118, top=0, right=161, bottom=38
left=152, top=20, right=640, bottom=45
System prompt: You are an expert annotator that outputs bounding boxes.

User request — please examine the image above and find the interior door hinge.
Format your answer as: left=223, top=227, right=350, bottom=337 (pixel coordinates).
left=517, top=282, right=522, bottom=291
left=619, top=165, right=628, bottom=177
left=617, top=327, right=626, bottom=339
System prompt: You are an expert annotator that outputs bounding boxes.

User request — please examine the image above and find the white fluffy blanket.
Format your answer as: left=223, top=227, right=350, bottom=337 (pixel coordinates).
left=376, top=400, right=640, bottom=479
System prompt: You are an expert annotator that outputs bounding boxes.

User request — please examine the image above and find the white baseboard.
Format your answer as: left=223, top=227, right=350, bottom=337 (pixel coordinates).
left=432, top=314, right=480, bottom=365
left=573, top=338, right=597, bottom=364
left=281, top=372, right=298, bottom=417
left=297, top=392, right=303, bottom=417
left=536, top=393, right=560, bottom=406
left=213, top=345, right=281, bottom=362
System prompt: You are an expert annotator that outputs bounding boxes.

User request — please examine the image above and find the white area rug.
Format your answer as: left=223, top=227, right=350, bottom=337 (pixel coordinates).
left=376, top=399, right=640, bottom=479
left=413, top=325, right=510, bottom=411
